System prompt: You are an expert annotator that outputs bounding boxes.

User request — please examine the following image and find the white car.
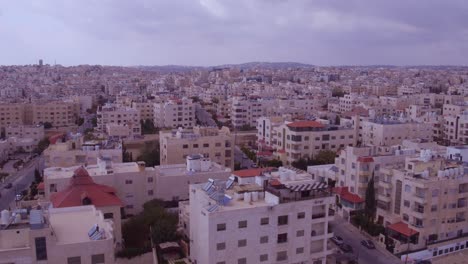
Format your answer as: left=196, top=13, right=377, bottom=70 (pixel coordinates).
left=331, top=236, right=344, bottom=245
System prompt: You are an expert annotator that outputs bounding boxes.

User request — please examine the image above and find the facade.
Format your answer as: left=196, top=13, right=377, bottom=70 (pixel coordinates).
left=0, top=205, right=115, bottom=264
left=31, top=101, right=80, bottom=127
left=443, top=111, right=468, bottom=145
left=273, top=120, right=356, bottom=165
left=160, top=126, right=234, bottom=169
left=0, top=103, right=25, bottom=129
left=231, top=96, right=266, bottom=128
left=5, top=125, right=44, bottom=143
left=189, top=167, right=335, bottom=264
left=376, top=152, right=468, bottom=254
left=153, top=97, right=195, bottom=128
left=96, top=104, right=141, bottom=134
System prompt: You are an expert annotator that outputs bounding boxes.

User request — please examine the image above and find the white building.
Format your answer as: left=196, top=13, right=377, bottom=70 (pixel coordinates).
left=188, top=167, right=335, bottom=264
left=153, top=98, right=195, bottom=128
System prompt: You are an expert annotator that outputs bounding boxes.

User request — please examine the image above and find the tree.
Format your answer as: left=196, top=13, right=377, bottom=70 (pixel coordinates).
left=35, top=137, right=50, bottom=154
left=331, top=87, right=346, bottom=97
left=364, top=173, right=377, bottom=221
left=76, top=117, right=84, bottom=126
left=136, top=142, right=160, bottom=167
left=262, top=159, right=283, bottom=168
left=141, top=119, right=157, bottom=135
left=122, top=145, right=133, bottom=162
left=335, top=115, right=341, bottom=125
left=34, top=169, right=43, bottom=183
left=91, top=117, right=97, bottom=127
left=314, top=150, right=336, bottom=164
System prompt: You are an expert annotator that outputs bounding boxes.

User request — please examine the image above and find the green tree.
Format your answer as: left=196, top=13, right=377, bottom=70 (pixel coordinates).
left=34, top=169, right=43, bottom=183
left=91, top=117, right=97, bottom=127
left=43, top=122, right=53, bottom=129
left=35, top=137, right=50, bottom=154
left=331, top=87, right=346, bottom=97
left=76, top=117, right=84, bottom=126
left=263, top=159, right=283, bottom=168
left=315, top=150, right=336, bottom=164
left=240, top=146, right=257, bottom=162
left=335, top=115, right=340, bottom=125
left=136, top=142, right=160, bottom=167
left=141, top=119, right=157, bottom=134
left=365, top=173, right=377, bottom=221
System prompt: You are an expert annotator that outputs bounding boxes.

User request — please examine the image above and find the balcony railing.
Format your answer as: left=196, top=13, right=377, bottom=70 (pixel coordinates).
left=312, top=213, right=326, bottom=219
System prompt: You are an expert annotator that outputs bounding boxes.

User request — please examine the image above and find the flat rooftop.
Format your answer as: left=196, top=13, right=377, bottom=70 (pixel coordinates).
left=45, top=162, right=151, bottom=180
left=156, top=163, right=229, bottom=177
left=48, top=206, right=112, bottom=245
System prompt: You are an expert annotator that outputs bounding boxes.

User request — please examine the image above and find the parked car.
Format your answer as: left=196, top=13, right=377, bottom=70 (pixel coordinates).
left=339, top=243, right=353, bottom=253
left=361, top=239, right=376, bottom=249
left=331, top=235, right=344, bottom=245
left=4, top=183, right=13, bottom=189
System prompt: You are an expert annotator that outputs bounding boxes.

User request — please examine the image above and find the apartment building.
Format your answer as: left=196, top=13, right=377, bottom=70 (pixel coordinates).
left=188, top=167, right=335, bottom=264
left=354, top=116, right=432, bottom=147
left=273, top=120, right=356, bottom=165
left=153, top=97, right=195, bottom=128
left=0, top=103, right=25, bottom=129
left=0, top=205, right=115, bottom=264
left=5, top=125, right=44, bottom=143
left=131, top=101, right=155, bottom=121
left=257, top=116, right=288, bottom=149
left=31, top=101, right=80, bottom=127
left=231, top=96, right=267, bottom=128
left=96, top=104, right=141, bottom=135
left=44, top=138, right=122, bottom=168
left=160, top=126, right=234, bottom=169
left=376, top=151, right=468, bottom=254
left=443, top=111, right=468, bottom=145
left=44, top=155, right=231, bottom=215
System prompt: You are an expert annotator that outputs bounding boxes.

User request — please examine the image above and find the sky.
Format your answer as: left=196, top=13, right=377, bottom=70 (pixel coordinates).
left=0, top=0, right=467, bottom=66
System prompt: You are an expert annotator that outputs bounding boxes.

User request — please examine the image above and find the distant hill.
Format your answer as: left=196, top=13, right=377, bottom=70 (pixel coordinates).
left=136, top=61, right=315, bottom=72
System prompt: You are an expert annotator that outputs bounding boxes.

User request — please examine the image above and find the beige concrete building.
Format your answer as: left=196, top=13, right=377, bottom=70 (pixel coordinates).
left=131, top=101, right=155, bottom=121
left=376, top=152, right=468, bottom=254
left=188, top=166, right=335, bottom=264
left=5, top=125, right=44, bottom=143
left=231, top=96, right=267, bottom=128
left=160, top=126, right=234, bottom=169
left=0, top=103, right=25, bottom=129
left=443, top=111, right=468, bottom=145
left=31, top=101, right=80, bottom=127
left=153, top=97, right=195, bottom=128
left=273, top=120, right=356, bottom=165
left=0, top=205, right=115, bottom=264
left=44, top=138, right=122, bottom=168
left=97, top=104, right=141, bottom=135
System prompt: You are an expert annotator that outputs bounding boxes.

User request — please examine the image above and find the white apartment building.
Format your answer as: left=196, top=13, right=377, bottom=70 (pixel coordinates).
left=376, top=151, right=468, bottom=254
left=44, top=155, right=231, bottom=215
left=257, top=116, right=288, bottom=149
left=153, top=97, right=195, bottom=128
left=231, top=96, right=267, bottom=128
left=131, top=101, right=155, bottom=121
left=5, top=125, right=44, bottom=143
left=189, top=167, right=335, bottom=264
left=160, top=126, right=234, bottom=169
left=0, top=205, right=115, bottom=264
left=443, top=111, right=468, bottom=145
left=353, top=116, right=432, bottom=147
left=273, top=120, right=356, bottom=165
left=96, top=104, right=141, bottom=134
left=44, top=138, right=122, bottom=168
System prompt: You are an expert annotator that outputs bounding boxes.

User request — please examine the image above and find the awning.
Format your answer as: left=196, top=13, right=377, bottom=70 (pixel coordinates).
left=388, top=222, right=419, bottom=237
left=285, top=181, right=327, bottom=192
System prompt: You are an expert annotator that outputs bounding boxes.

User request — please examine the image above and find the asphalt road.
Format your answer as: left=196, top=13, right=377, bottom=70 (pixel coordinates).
left=0, top=156, right=43, bottom=210
left=331, top=216, right=402, bottom=264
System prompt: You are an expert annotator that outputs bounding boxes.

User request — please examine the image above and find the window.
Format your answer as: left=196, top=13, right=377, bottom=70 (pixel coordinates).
left=260, top=235, right=269, bottom=243
left=277, top=233, right=288, bottom=243
left=148, top=190, right=154, bottom=196
left=103, top=213, right=113, bottom=219
left=217, top=242, right=226, bottom=250
left=193, top=144, right=199, bottom=148
left=238, top=239, right=247, bottom=247
left=91, top=254, right=105, bottom=264
left=432, top=189, right=439, bottom=197
left=67, top=257, right=81, bottom=264
left=276, top=251, right=287, bottom=261
left=431, top=205, right=437, bottom=212
left=217, top=223, right=226, bottom=231
left=35, top=237, right=47, bottom=261
left=238, top=220, right=247, bottom=228
left=238, top=258, right=247, bottom=264
left=404, top=185, right=411, bottom=192
left=296, top=247, right=304, bottom=254
left=215, top=142, right=221, bottom=147
left=278, top=215, right=288, bottom=226
left=297, top=212, right=305, bottom=219
left=260, top=217, right=269, bottom=225
left=216, top=262, right=226, bottom=264
left=403, top=200, right=410, bottom=207
left=183, top=144, right=188, bottom=149
left=260, top=254, right=268, bottom=262
left=125, top=180, right=133, bottom=184
left=296, top=230, right=305, bottom=237
left=203, top=143, right=209, bottom=148
left=147, top=177, right=153, bottom=183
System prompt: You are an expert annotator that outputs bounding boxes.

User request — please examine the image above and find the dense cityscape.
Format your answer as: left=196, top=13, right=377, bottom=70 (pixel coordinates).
left=1, top=1, right=468, bottom=264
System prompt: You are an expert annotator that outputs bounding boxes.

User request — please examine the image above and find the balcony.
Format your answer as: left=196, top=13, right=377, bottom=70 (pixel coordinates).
left=380, top=180, right=392, bottom=189
left=456, top=217, right=466, bottom=223
left=377, top=200, right=391, bottom=211
left=312, top=213, right=326, bottom=219
left=413, top=193, right=426, bottom=204
left=378, top=193, right=392, bottom=203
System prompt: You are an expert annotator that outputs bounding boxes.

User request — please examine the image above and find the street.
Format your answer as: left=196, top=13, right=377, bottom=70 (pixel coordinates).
left=0, top=156, right=43, bottom=210
left=234, top=146, right=256, bottom=169
left=195, top=104, right=217, bottom=127
left=331, top=216, right=402, bottom=264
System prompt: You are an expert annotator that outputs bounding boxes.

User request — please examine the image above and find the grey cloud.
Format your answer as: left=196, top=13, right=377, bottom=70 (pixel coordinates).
left=0, top=0, right=467, bottom=66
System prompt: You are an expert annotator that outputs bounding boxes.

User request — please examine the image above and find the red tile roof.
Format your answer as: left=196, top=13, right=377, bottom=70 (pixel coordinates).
left=233, top=168, right=272, bottom=178
left=388, top=222, right=419, bottom=237
left=286, top=120, right=325, bottom=128
left=270, top=179, right=282, bottom=186
left=49, top=133, right=65, bottom=144
left=50, top=167, right=123, bottom=208
left=343, top=106, right=369, bottom=118
left=333, top=187, right=364, bottom=203
left=357, top=156, right=374, bottom=163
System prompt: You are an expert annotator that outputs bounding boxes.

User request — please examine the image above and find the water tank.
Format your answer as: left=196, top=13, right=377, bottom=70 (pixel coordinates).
left=289, top=172, right=297, bottom=181
left=1, top=210, right=10, bottom=225
left=95, top=145, right=100, bottom=151
left=200, top=158, right=211, bottom=172
left=251, top=192, right=259, bottom=202
left=449, top=168, right=456, bottom=177
left=234, top=192, right=242, bottom=201
left=279, top=171, right=289, bottom=181
left=437, top=170, right=444, bottom=177
left=244, top=192, right=251, bottom=203
left=258, top=192, right=264, bottom=200
left=186, top=157, right=201, bottom=172
left=13, top=213, right=21, bottom=224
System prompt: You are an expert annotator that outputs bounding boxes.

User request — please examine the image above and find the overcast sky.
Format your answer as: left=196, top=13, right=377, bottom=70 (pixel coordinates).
left=1, top=0, right=467, bottom=66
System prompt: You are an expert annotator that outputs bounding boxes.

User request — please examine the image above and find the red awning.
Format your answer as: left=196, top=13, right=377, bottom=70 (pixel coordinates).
left=388, top=222, right=419, bottom=237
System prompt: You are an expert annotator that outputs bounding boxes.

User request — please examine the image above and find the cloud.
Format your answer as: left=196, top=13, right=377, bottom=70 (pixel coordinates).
left=0, top=0, right=467, bottom=66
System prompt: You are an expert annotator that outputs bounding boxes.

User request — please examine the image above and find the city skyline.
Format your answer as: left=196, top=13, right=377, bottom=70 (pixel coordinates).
left=1, top=0, right=468, bottom=66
